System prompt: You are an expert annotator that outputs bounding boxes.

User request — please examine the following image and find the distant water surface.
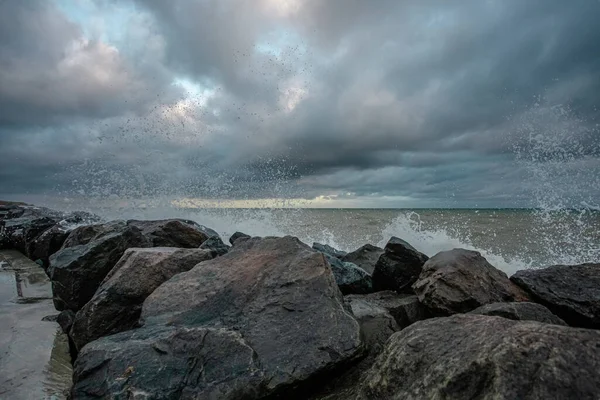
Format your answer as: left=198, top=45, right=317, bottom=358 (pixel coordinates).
left=95, top=207, right=600, bottom=275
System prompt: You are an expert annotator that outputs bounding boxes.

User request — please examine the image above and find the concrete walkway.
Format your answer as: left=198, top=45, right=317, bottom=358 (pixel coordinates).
left=0, top=250, right=72, bottom=400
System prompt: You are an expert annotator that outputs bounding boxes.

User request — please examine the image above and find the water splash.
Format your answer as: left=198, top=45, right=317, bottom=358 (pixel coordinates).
left=512, top=102, right=600, bottom=266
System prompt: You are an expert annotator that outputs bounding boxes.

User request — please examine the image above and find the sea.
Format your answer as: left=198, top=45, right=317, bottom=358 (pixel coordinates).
left=82, top=206, right=600, bottom=276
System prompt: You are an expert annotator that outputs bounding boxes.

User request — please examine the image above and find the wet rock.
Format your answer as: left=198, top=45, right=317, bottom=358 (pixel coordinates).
left=30, top=211, right=101, bottom=268
left=199, top=236, right=230, bottom=256
left=72, top=325, right=268, bottom=400
left=1, top=214, right=57, bottom=254
left=70, top=247, right=215, bottom=351
left=357, top=314, right=600, bottom=400
left=74, top=236, right=362, bottom=399
left=57, top=310, right=76, bottom=334
left=469, top=302, right=566, bottom=325
left=342, top=244, right=383, bottom=274
left=1, top=206, right=101, bottom=266
left=29, top=225, right=71, bottom=269
left=229, top=231, right=251, bottom=245
left=60, top=222, right=114, bottom=248
left=372, top=237, right=429, bottom=293
left=313, top=242, right=348, bottom=258
left=413, top=248, right=529, bottom=316
left=325, top=253, right=373, bottom=295
left=511, top=263, right=600, bottom=329
left=47, top=221, right=150, bottom=312
left=127, top=219, right=216, bottom=247
left=346, top=296, right=399, bottom=355
left=346, top=291, right=429, bottom=329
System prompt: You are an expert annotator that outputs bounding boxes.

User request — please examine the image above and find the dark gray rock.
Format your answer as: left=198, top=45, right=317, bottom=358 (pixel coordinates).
left=1, top=206, right=101, bottom=266
left=372, top=237, right=428, bottom=293
left=29, top=212, right=102, bottom=268
left=469, top=302, right=566, bottom=325
left=29, top=225, right=71, bottom=269
left=313, top=242, right=348, bottom=258
left=73, top=236, right=362, bottom=400
left=70, top=247, right=216, bottom=351
left=229, top=231, right=251, bottom=245
left=342, top=244, right=384, bottom=274
left=72, top=325, right=269, bottom=400
left=346, top=296, right=399, bottom=355
left=511, top=263, right=600, bottom=329
left=325, top=253, right=373, bottom=295
left=60, top=223, right=114, bottom=249
left=1, top=214, right=57, bottom=255
left=357, top=314, right=600, bottom=400
left=47, top=221, right=150, bottom=312
left=57, top=310, right=75, bottom=334
left=413, top=248, right=529, bottom=316
left=127, top=219, right=215, bottom=247
left=199, top=236, right=230, bottom=256
left=346, top=291, right=429, bottom=329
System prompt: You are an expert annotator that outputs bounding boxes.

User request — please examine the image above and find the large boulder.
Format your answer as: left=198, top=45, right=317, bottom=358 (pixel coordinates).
left=413, top=249, right=529, bottom=315
left=469, top=302, right=566, bottom=325
left=313, top=242, right=347, bottom=259
left=72, top=325, right=271, bottom=399
left=127, top=219, right=217, bottom=247
left=511, top=263, right=600, bottom=329
left=372, top=237, right=428, bottom=293
left=73, top=236, right=362, bottom=400
left=48, top=218, right=219, bottom=312
left=70, top=247, right=216, bottom=351
left=357, top=314, right=600, bottom=400
left=47, top=221, right=150, bottom=312
left=346, top=291, right=429, bottom=329
left=342, top=244, right=383, bottom=274
left=325, top=253, right=372, bottom=295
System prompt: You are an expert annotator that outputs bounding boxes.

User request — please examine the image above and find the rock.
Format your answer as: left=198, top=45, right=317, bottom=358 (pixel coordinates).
left=357, top=314, right=600, bottom=400
left=1, top=214, right=57, bottom=255
left=325, top=253, right=373, bottom=295
left=70, top=247, right=215, bottom=351
left=1, top=206, right=101, bottom=266
left=345, top=296, right=399, bottom=355
left=30, top=212, right=101, bottom=268
left=511, top=263, right=600, bottom=329
left=47, top=221, right=150, bottom=312
left=57, top=310, right=76, bottom=334
left=469, top=302, right=567, bottom=325
left=372, top=237, right=429, bottom=293
left=72, top=325, right=269, bottom=400
left=413, top=248, right=529, bottom=316
left=127, top=219, right=216, bottom=247
left=313, top=242, right=348, bottom=258
left=346, top=291, right=429, bottom=329
left=29, top=225, right=71, bottom=269
left=199, top=236, right=230, bottom=256
left=342, top=244, right=383, bottom=274
left=229, top=231, right=251, bottom=245
left=74, top=236, right=362, bottom=399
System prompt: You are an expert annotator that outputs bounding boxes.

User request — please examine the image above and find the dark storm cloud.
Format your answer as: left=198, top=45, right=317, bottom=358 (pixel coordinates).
left=0, top=0, right=599, bottom=206
left=0, top=0, right=179, bottom=126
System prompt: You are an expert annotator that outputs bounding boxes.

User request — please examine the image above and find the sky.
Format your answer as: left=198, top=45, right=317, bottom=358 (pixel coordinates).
left=0, top=0, right=599, bottom=208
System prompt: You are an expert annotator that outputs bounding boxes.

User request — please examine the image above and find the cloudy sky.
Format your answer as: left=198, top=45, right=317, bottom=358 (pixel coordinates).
left=1, top=0, right=599, bottom=208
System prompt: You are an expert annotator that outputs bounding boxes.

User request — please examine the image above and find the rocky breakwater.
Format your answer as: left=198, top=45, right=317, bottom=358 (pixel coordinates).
left=72, top=236, right=362, bottom=399
left=2, top=201, right=600, bottom=399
